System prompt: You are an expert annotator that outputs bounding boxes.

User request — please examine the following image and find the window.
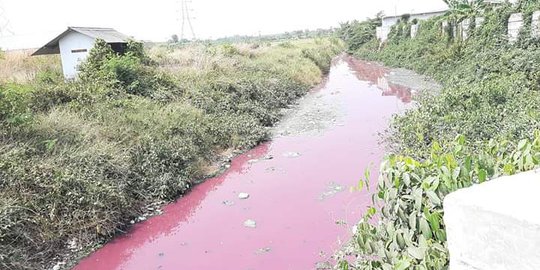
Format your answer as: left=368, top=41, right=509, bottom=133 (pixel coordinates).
left=71, top=49, right=88, bottom=53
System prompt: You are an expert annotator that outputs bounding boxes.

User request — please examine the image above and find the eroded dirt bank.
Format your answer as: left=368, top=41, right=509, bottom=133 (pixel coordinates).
left=73, top=56, right=437, bottom=270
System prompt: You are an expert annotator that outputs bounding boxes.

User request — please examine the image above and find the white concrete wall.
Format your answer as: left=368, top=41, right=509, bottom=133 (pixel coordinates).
left=411, top=24, right=419, bottom=38
left=461, top=19, right=471, bottom=40
left=444, top=170, right=540, bottom=270
left=476, top=17, right=485, bottom=29
left=58, top=32, right=96, bottom=79
left=532, top=11, right=540, bottom=38
left=508, top=13, right=524, bottom=44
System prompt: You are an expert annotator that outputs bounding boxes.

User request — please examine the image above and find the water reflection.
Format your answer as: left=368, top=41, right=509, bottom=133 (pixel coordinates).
left=345, top=57, right=412, bottom=103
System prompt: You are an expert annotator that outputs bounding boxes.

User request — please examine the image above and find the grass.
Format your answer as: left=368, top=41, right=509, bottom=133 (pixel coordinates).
left=0, top=49, right=61, bottom=83
left=0, top=38, right=344, bottom=269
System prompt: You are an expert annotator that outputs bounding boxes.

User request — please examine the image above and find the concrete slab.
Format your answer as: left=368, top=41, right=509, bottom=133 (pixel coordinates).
left=444, top=170, right=540, bottom=270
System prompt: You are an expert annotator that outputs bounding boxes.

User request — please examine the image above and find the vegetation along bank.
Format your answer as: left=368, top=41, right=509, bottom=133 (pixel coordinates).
left=0, top=38, right=343, bottom=269
left=335, top=1, right=540, bottom=269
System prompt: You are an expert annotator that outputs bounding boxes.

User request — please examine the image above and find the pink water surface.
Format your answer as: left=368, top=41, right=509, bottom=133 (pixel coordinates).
left=74, top=56, right=411, bottom=270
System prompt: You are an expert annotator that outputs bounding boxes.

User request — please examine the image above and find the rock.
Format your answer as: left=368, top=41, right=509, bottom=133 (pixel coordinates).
left=238, top=193, right=250, bottom=200
left=67, top=238, right=78, bottom=250
left=315, top=261, right=332, bottom=269
left=52, top=262, right=65, bottom=270
left=244, top=219, right=257, bottom=228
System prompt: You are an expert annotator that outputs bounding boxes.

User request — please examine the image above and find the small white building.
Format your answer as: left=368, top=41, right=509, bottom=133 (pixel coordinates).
left=32, top=27, right=131, bottom=79
left=376, top=10, right=448, bottom=42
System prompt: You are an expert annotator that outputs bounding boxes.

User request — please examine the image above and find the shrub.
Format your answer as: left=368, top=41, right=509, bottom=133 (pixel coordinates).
left=337, top=135, right=540, bottom=269
left=0, top=83, right=33, bottom=127
left=338, top=2, right=540, bottom=269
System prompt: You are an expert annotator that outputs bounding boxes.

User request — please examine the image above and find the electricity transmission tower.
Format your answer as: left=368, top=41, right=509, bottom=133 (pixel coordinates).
left=0, top=0, right=13, bottom=37
left=179, top=0, right=196, bottom=40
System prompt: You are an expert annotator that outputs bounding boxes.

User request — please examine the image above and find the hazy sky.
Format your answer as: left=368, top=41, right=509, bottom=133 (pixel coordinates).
left=0, top=0, right=447, bottom=50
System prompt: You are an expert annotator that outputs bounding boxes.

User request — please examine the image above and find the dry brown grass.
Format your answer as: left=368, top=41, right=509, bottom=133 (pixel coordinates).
left=0, top=49, right=61, bottom=83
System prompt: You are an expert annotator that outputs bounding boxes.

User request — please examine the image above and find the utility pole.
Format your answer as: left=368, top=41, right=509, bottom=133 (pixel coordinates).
left=179, top=0, right=196, bottom=41
left=0, top=0, right=14, bottom=37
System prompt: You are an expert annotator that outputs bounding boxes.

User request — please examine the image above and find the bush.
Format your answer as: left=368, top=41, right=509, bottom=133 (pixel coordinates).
left=337, top=135, right=540, bottom=269
left=0, top=83, right=33, bottom=127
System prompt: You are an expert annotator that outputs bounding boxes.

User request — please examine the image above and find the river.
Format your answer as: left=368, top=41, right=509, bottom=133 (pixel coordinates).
left=74, top=56, right=412, bottom=270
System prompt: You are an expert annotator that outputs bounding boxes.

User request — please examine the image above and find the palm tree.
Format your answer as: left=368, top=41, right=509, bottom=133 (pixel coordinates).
left=443, top=0, right=486, bottom=22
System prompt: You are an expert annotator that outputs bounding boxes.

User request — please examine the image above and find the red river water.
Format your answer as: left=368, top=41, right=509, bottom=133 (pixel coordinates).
left=74, top=56, right=411, bottom=270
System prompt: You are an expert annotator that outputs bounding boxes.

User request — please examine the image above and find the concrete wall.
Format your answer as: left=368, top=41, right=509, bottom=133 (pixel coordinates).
left=378, top=10, right=447, bottom=42
left=476, top=17, right=485, bottom=29
left=461, top=19, right=471, bottom=40
left=508, top=13, right=524, bottom=43
left=411, top=24, right=419, bottom=38
left=58, top=32, right=95, bottom=79
left=532, top=11, right=540, bottom=38
left=444, top=170, right=540, bottom=270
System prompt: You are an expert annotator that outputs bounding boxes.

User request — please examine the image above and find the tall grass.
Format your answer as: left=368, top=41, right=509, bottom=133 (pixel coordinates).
left=0, top=50, right=61, bottom=83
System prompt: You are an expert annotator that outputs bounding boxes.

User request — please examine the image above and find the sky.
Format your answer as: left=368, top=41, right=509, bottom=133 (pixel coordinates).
left=0, top=0, right=448, bottom=50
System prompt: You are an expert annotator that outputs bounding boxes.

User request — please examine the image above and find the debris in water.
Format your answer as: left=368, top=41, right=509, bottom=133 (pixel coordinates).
left=283, top=152, right=301, bottom=158
left=256, top=247, right=272, bottom=254
left=238, top=193, right=250, bottom=200
left=315, top=261, right=332, bottom=269
left=319, top=182, right=345, bottom=201
left=222, top=200, right=235, bottom=206
left=335, top=220, right=347, bottom=225
left=244, top=219, right=257, bottom=228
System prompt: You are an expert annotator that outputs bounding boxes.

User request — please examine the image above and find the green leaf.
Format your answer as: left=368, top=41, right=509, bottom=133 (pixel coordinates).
left=409, top=211, right=417, bottom=231
left=478, top=169, right=487, bottom=183
left=503, top=164, right=514, bottom=175
left=420, top=217, right=432, bottom=240
left=407, top=246, right=426, bottom=260
left=518, top=139, right=528, bottom=150
left=366, top=206, right=377, bottom=218
left=394, top=259, right=411, bottom=270
left=426, top=191, right=441, bottom=206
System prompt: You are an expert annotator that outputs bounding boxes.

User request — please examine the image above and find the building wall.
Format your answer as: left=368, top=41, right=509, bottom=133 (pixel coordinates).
left=58, top=32, right=96, bottom=79
left=378, top=11, right=447, bottom=42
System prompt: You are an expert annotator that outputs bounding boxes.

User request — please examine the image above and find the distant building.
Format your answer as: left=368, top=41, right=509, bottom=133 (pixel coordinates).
left=376, top=10, right=448, bottom=42
left=32, top=27, right=131, bottom=79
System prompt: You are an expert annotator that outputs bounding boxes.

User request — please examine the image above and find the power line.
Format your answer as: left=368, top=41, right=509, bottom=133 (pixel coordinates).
left=179, top=0, right=196, bottom=40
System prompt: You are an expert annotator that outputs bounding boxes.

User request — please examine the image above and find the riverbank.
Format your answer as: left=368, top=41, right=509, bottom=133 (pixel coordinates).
left=0, top=38, right=343, bottom=270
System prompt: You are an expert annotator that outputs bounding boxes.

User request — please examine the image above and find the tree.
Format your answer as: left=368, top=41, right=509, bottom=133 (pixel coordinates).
left=170, top=34, right=179, bottom=43
left=443, top=0, right=486, bottom=22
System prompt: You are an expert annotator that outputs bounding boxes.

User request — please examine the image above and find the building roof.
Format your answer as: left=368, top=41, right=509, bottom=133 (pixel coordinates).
left=32, top=27, right=131, bottom=56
